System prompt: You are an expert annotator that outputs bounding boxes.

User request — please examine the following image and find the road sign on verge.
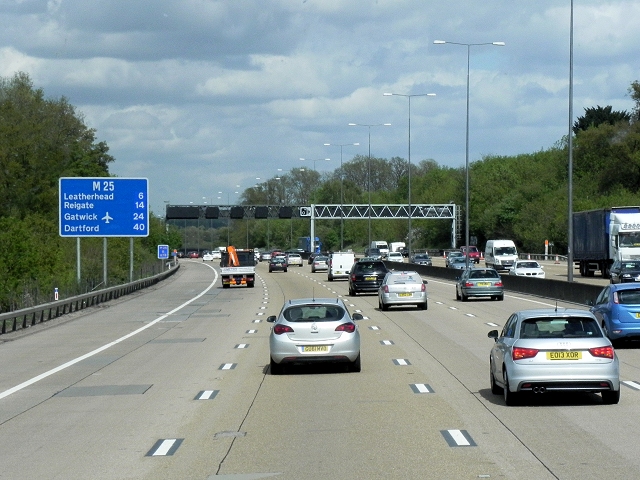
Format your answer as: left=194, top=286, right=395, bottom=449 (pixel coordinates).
left=158, top=245, right=169, bottom=259
left=59, top=177, right=149, bottom=237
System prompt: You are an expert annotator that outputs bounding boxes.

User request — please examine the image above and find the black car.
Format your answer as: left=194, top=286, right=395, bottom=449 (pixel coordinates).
left=348, top=260, right=389, bottom=296
left=269, top=256, right=288, bottom=273
left=364, top=248, right=383, bottom=260
left=609, top=260, right=640, bottom=284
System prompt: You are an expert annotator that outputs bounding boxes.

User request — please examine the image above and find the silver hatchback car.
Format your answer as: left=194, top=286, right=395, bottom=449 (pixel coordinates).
left=267, top=298, right=363, bottom=374
left=378, top=271, right=427, bottom=310
left=488, top=308, right=620, bottom=405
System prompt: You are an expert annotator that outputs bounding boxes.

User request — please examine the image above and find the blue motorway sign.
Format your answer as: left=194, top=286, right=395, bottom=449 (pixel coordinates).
left=59, top=177, right=149, bottom=237
left=157, top=245, right=169, bottom=259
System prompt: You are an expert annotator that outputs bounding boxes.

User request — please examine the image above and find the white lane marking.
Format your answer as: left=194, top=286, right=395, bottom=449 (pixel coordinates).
left=219, top=363, right=237, bottom=370
left=0, top=267, right=219, bottom=401
left=623, top=380, right=640, bottom=390
left=369, top=326, right=380, bottom=330
left=465, top=313, right=475, bottom=317
left=196, top=390, right=219, bottom=400
left=149, top=438, right=182, bottom=456
left=246, top=329, right=258, bottom=334
left=393, top=358, right=411, bottom=366
left=235, top=344, right=249, bottom=349
left=411, top=383, right=433, bottom=393
left=486, top=322, right=500, bottom=327
left=253, top=319, right=261, bottom=323
left=381, top=340, right=394, bottom=346
left=448, top=429, right=471, bottom=446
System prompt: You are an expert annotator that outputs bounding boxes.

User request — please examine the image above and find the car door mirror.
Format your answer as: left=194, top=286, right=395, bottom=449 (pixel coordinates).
left=488, top=330, right=499, bottom=340
left=352, top=313, right=364, bottom=321
left=266, top=315, right=277, bottom=323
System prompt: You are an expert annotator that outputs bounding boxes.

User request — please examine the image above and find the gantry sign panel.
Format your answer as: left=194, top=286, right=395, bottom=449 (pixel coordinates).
left=166, top=204, right=457, bottom=220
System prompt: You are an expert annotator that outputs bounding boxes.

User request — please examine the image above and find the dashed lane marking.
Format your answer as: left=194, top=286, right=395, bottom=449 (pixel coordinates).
left=393, top=359, right=411, bottom=366
left=146, top=438, right=183, bottom=456
left=622, top=380, right=640, bottom=390
left=195, top=390, right=219, bottom=400
left=410, top=384, right=434, bottom=394
left=380, top=340, right=394, bottom=345
left=441, top=429, right=476, bottom=447
left=218, top=363, right=237, bottom=370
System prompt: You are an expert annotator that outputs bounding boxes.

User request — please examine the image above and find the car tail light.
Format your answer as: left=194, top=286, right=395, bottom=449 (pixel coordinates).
left=512, top=346, right=539, bottom=360
left=589, top=346, right=614, bottom=359
left=335, top=323, right=356, bottom=333
left=421, top=283, right=426, bottom=292
left=495, top=281, right=503, bottom=287
left=273, top=324, right=294, bottom=335
left=465, top=282, right=474, bottom=287
left=613, top=292, right=620, bottom=304
left=351, top=274, right=356, bottom=281
left=382, top=285, right=389, bottom=293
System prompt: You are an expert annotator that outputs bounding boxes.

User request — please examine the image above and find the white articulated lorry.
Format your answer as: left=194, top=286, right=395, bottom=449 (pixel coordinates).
left=573, top=206, right=640, bottom=277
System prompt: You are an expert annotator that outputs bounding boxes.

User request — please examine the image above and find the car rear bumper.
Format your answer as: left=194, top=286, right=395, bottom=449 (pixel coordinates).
left=507, top=363, right=620, bottom=392
left=461, top=287, right=503, bottom=297
left=380, top=292, right=427, bottom=306
left=270, top=334, right=360, bottom=364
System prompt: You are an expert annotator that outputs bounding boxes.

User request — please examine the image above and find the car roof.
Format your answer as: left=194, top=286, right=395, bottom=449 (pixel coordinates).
left=283, top=297, right=346, bottom=306
left=515, top=308, right=597, bottom=320
left=609, top=283, right=640, bottom=291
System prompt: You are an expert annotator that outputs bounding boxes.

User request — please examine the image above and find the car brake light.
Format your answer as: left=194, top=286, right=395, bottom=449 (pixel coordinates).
left=421, top=283, right=426, bottom=292
left=351, top=274, right=356, bottom=281
left=495, top=281, right=503, bottom=287
left=273, top=324, right=294, bottom=335
left=589, top=346, right=614, bottom=359
left=335, top=323, right=356, bottom=333
left=512, top=346, right=539, bottom=360
left=383, top=285, right=389, bottom=293
left=465, top=282, right=474, bottom=287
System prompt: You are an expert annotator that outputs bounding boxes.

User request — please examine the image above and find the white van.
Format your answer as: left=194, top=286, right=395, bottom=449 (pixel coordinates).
left=328, top=252, right=355, bottom=281
left=370, top=241, right=389, bottom=258
left=485, top=240, right=518, bottom=271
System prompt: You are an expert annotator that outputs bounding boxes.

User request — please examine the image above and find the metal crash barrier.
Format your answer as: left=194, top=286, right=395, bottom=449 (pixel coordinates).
left=0, top=265, right=180, bottom=336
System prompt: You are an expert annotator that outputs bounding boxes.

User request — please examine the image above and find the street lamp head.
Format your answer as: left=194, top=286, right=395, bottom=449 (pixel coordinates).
left=493, top=42, right=506, bottom=46
left=433, top=40, right=446, bottom=44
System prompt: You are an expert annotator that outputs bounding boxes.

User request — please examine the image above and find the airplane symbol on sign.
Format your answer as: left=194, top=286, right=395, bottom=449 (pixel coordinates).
left=102, top=212, right=113, bottom=223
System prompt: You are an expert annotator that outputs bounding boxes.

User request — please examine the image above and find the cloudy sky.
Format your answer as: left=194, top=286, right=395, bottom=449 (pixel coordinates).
left=1, top=0, right=638, bottom=215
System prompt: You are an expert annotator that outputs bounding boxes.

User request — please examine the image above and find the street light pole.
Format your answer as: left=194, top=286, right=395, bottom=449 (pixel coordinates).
left=324, top=142, right=359, bottom=250
left=348, top=123, right=390, bottom=247
left=567, top=0, right=574, bottom=282
left=434, top=39, right=505, bottom=269
left=383, top=93, right=435, bottom=260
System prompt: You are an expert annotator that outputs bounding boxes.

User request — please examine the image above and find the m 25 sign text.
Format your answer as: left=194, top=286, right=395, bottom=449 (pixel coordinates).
left=59, top=178, right=149, bottom=237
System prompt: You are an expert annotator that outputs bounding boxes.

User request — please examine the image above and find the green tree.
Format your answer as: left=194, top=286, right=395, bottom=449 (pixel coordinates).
left=573, top=105, right=630, bottom=134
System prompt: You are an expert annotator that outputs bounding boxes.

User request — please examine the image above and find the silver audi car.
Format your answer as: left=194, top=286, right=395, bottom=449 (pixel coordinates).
left=267, top=298, right=363, bottom=374
left=488, top=308, right=620, bottom=405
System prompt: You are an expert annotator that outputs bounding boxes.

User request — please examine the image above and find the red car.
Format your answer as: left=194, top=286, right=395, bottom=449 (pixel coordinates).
left=460, top=246, right=480, bottom=264
left=188, top=251, right=200, bottom=259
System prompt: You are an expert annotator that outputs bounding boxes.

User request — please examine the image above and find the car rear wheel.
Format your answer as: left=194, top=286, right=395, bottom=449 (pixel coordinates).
left=270, top=358, right=284, bottom=375
left=418, top=301, right=427, bottom=310
left=602, top=389, right=620, bottom=405
left=461, top=292, right=468, bottom=302
left=380, top=300, right=388, bottom=311
left=349, top=353, right=361, bottom=372
left=490, top=360, right=503, bottom=395
left=503, top=370, right=519, bottom=406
